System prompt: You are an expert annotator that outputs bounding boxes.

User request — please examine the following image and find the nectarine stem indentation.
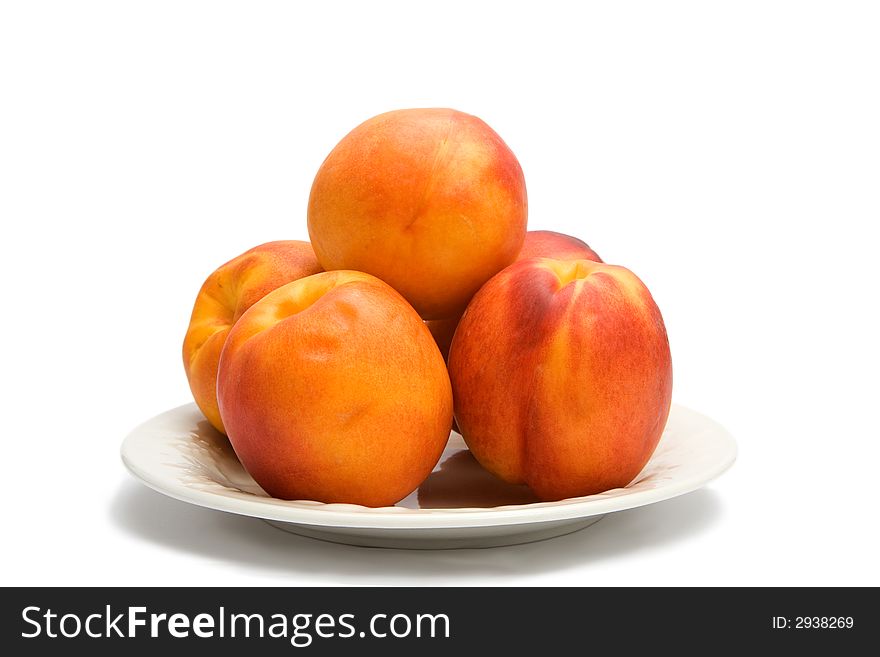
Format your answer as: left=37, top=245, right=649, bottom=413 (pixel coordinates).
left=544, top=258, right=598, bottom=288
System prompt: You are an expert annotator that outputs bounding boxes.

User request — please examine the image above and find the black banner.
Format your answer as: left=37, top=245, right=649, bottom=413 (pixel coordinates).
left=1, top=588, right=872, bottom=654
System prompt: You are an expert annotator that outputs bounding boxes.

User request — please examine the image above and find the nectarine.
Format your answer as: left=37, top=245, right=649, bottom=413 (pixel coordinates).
left=448, top=257, right=672, bottom=501
left=307, top=108, right=528, bottom=320
left=518, top=230, right=602, bottom=263
left=216, top=270, right=453, bottom=506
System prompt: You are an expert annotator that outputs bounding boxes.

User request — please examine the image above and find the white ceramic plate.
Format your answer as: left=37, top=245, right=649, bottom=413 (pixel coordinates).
left=121, top=403, right=736, bottom=549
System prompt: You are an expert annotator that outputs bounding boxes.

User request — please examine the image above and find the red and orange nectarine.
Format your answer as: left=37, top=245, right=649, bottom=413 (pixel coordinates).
left=518, top=230, right=602, bottom=263
left=448, top=257, right=672, bottom=501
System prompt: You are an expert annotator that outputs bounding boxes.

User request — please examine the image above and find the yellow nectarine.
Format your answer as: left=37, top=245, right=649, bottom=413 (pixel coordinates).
left=308, top=108, right=528, bottom=320
left=216, top=270, right=453, bottom=506
left=183, top=241, right=322, bottom=434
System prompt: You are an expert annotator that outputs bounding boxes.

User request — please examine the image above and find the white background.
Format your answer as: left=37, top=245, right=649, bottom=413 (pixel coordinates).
left=2, top=1, right=878, bottom=586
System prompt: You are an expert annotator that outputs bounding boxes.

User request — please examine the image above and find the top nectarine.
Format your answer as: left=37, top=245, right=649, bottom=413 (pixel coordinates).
left=307, top=108, right=528, bottom=320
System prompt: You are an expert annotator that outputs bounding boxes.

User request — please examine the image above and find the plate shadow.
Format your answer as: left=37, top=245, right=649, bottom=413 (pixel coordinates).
left=110, top=479, right=725, bottom=581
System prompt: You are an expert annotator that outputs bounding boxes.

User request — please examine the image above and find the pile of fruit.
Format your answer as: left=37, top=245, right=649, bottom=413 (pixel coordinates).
left=183, top=108, right=672, bottom=507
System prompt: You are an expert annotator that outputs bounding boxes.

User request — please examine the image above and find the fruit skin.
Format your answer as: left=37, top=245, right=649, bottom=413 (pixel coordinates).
left=307, top=108, right=528, bottom=320
left=216, top=270, right=453, bottom=506
left=183, top=241, right=322, bottom=434
left=517, top=230, right=602, bottom=263
left=447, top=257, right=672, bottom=501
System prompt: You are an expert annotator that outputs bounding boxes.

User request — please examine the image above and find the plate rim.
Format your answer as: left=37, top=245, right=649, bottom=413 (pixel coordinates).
left=121, top=403, right=736, bottom=530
